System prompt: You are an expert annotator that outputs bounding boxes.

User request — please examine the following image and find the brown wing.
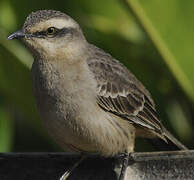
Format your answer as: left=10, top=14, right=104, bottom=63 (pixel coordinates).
left=87, top=45, right=163, bottom=135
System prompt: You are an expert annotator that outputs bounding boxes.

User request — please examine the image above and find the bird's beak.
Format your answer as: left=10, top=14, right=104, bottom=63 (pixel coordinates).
left=7, top=29, right=25, bottom=40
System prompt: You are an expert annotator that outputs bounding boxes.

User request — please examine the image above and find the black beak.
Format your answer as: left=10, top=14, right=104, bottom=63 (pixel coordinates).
left=7, top=29, right=25, bottom=40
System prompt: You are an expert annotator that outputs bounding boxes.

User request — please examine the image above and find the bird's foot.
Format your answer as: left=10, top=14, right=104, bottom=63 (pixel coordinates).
left=59, top=155, right=87, bottom=180
left=118, top=153, right=130, bottom=180
left=59, top=170, right=70, bottom=180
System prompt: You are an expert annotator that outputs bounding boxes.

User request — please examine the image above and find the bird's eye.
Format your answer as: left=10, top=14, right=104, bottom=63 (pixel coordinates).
left=46, top=27, right=56, bottom=36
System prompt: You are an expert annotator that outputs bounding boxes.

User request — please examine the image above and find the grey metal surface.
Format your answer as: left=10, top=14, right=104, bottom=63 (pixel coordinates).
left=127, top=151, right=194, bottom=180
left=0, top=151, right=193, bottom=180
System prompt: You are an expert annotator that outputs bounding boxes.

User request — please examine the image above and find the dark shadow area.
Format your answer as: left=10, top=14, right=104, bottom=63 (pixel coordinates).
left=0, top=151, right=194, bottom=180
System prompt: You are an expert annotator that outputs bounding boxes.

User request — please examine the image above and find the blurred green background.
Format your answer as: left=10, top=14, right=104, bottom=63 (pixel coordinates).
left=0, top=0, right=194, bottom=152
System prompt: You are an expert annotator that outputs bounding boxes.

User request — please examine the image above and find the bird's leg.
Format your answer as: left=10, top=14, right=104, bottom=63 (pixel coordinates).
left=59, top=155, right=87, bottom=180
left=118, top=152, right=129, bottom=180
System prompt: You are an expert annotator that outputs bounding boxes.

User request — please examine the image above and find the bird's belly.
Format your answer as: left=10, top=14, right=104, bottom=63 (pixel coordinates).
left=42, top=110, right=97, bottom=153
left=41, top=103, right=135, bottom=156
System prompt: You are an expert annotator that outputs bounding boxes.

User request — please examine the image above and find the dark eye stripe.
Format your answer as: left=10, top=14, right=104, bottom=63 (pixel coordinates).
left=32, top=28, right=59, bottom=38
left=31, top=27, right=76, bottom=38
left=55, top=27, right=79, bottom=38
left=32, top=31, right=47, bottom=38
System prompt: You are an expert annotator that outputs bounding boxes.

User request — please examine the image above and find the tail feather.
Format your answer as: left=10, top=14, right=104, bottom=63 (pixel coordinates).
left=163, top=128, right=188, bottom=150
left=149, top=128, right=188, bottom=151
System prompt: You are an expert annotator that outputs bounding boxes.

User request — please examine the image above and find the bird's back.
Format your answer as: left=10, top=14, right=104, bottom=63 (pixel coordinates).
left=86, top=44, right=187, bottom=150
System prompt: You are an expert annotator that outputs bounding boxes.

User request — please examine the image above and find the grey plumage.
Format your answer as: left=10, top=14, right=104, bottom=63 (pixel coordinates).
left=86, top=44, right=187, bottom=150
left=87, top=44, right=162, bottom=132
left=23, top=10, right=70, bottom=30
left=8, top=9, right=187, bottom=180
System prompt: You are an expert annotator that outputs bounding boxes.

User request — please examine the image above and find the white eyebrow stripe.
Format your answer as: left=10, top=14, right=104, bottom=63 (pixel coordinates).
left=30, top=18, right=78, bottom=33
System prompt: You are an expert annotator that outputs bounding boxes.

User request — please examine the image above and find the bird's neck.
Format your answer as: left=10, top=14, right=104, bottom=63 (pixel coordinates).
left=33, top=39, right=90, bottom=65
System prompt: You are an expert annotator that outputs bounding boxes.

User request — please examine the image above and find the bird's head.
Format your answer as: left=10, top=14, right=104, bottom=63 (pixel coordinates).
left=8, top=10, right=87, bottom=60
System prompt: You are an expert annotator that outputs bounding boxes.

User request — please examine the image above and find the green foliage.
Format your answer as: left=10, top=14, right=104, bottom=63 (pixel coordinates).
left=0, top=107, right=13, bottom=152
left=0, top=0, right=193, bottom=152
left=124, top=0, right=194, bottom=100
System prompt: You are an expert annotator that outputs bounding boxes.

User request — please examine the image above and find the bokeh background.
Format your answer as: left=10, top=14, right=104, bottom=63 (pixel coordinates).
left=0, top=0, right=194, bottom=152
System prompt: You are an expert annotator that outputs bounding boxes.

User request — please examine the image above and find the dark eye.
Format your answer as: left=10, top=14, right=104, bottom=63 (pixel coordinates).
left=46, top=27, right=56, bottom=36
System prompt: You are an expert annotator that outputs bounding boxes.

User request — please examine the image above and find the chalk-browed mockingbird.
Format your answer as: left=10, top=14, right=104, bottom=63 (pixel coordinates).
left=7, top=10, right=187, bottom=180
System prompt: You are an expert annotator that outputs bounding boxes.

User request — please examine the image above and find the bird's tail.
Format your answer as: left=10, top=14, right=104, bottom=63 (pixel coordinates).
left=149, top=128, right=188, bottom=151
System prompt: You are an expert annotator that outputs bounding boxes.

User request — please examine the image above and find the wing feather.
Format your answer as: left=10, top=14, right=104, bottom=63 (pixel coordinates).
left=87, top=45, right=163, bottom=134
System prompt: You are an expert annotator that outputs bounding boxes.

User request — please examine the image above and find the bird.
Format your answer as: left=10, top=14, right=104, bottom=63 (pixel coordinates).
left=7, top=10, right=188, bottom=180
